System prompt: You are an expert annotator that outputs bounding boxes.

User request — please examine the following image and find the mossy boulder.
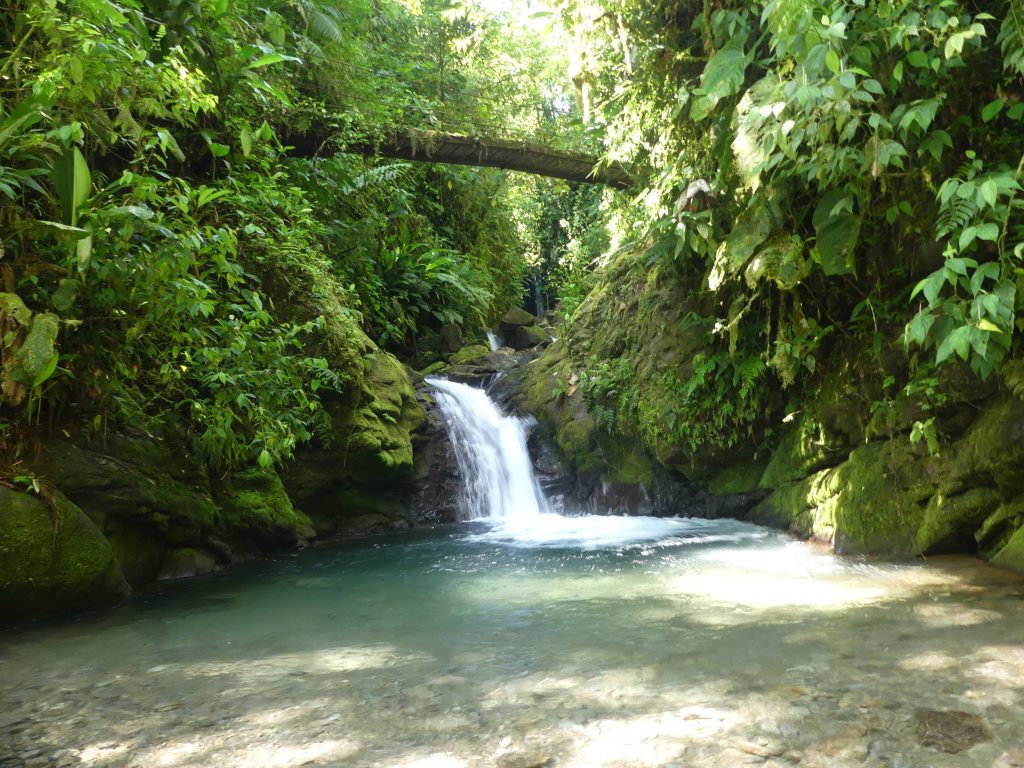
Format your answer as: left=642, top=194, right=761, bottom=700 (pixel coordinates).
left=912, top=487, right=1003, bottom=554
left=440, top=323, right=463, bottom=352
left=0, top=487, right=128, bottom=620
left=748, top=395, right=1024, bottom=560
left=519, top=343, right=599, bottom=472
left=104, top=520, right=167, bottom=586
left=449, top=344, right=492, bottom=366
left=992, top=527, right=1024, bottom=572
left=30, top=432, right=218, bottom=549
left=751, top=439, right=933, bottom=552
left=216, top=469, right=315, bottom=547
left=975, top=497, right=1024, bottom=558
left=500, top=307, right=536, bottom=328
left=708, top=459, right=767, bottom=496
left=286, top=347, right=427, bottom=530
left=758, top=418, right=847, bottom=489
left=507, top=323, right=552, bottom=350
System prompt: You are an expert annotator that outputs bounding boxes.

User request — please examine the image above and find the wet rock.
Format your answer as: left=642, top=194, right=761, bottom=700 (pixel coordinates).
left=344, top=513, right=391, bottom=533
left=158, top=547, right=218, bottom=580
left=506, top=324, right=552, bottom=351
left=996, top=748, right=1024, bottom=767
left=914, top=709, right=992, bottom=753
left=29, top=431, right=218, bottom=548
left=496, top=748, right=553, bottom=768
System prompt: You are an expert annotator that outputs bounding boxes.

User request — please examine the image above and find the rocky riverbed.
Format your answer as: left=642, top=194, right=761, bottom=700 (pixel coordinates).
left=2, top=524, right=1024, bottom=768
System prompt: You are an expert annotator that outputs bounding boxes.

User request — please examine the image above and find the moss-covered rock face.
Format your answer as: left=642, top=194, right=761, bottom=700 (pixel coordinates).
left=507, top=242, right=1024, bottom=571
left=216, top=469, right=315, bottom=547
left=0, top=487, right=128, bottom=620
left=500, top=307, right=536, bottom=328
left=992, top=527, right=1024, bottom=572
left=506, top=323, right=552, bottom=350
left=31, top=431, right=218, bottom=549
left=758, top=417, right=848, bottom=490
left=745, top=395, right=1024, bottom=565
left=5, top=276, right=431, bottom=618
left=286, top=343, right=428, bottom=533
left=448, top=344, right=492, bottom=366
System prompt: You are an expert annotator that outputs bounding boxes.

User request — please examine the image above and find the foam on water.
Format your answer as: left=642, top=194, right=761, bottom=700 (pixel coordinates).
left=466, top=512, right=772, bottom=550
left=428, top=377, right=790, bottom=551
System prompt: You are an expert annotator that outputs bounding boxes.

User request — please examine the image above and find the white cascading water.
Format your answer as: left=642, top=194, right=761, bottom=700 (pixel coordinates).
left=427, top=377, right=707, bottom=548
left=485, top=331, right=501, bottom=351
left=427, top=378, right=549, bottom=521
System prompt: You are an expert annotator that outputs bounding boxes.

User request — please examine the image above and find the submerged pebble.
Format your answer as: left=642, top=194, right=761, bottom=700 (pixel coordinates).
left=1, top=524, right=1023, bottom=768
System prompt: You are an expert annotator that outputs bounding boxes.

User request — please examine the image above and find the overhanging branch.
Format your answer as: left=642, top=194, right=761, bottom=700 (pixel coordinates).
left=284, top=128, right=634, bottom=190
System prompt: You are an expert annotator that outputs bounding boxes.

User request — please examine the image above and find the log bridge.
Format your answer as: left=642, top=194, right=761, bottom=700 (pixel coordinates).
left=286, top=127, right=633, bottom=189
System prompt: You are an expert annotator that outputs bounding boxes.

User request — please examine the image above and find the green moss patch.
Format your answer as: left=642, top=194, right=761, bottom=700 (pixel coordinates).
left=0, top=487, right=128, bottom=619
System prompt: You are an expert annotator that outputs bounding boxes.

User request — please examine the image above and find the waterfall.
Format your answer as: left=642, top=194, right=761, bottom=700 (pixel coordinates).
left=427, top=378, right=549, bottom=521
left=427, top=377, right=702, bottom=548
left=485, top=331, right=501, bottom=351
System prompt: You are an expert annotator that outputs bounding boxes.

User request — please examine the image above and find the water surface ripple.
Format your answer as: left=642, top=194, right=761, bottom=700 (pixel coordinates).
left=3, top=519, right=1024, bottom=768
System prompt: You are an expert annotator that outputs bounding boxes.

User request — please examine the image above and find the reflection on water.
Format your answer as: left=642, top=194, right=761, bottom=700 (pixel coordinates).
left=2, top=519, right=1024, bottom=768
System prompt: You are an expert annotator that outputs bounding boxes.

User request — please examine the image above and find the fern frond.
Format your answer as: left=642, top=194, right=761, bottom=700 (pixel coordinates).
left=733, top=355, right=766, bottom=397
left=309, top=8, right=343, bottom=43
left=936, top=197, right=975, bottom=240
left=998, top=3, right=1024, bottom=77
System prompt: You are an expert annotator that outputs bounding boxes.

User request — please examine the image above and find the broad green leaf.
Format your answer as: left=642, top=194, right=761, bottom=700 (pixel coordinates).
left=36, top=220, right=91, bottom=239
left=907, top=50, right=929, bottom=68
left=949, top=325, right=971, bottom=359
left=936, top=333, right=955, bottom=363
left=945, top=257, right=973, bottom=276
left=977, top=222, right=1000, bottom=241
left=979, top=180, right=998, bottom=207
left=50, top=147, right=91, bottom=226
left=826, top=49, right=841, bottom=74
left=31, top=351, right=60, bottom=388
left=52, top=279, right=81, bottom=313
left=921, top=271, right=945, bottom=304
left=691, top=41, right=749, bottom=121
left=156, top=130, right=186, bottom=162
left=76, top=235, right=93, bottom=273
left=240, top=128, right=252, bottom=157
left=982, top=99, right=1005, bottom=122
left=246, top=53, right=300, bottom=69
left=813, top=190, right=859, bottom=275
left=109, top=205, right=154, bottom=220
left=959, top=225, right=978, bottom=251
left=906, top=311, right=935, bottom=345
left=970, top=261, right=1000, bottom=293
left=944, top=32, right=965, bottom=59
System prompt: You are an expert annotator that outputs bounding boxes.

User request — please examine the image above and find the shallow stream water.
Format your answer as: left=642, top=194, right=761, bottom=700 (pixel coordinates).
left=3, top=518, right=1024, bottom=768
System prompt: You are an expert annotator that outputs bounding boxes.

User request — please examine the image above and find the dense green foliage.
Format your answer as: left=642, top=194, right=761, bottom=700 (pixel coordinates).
left=5, top=0, right=1021, bottom=482
left=0, top=0, right=581, bottom=472
left=551, top=0, right=1024, bottom=456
